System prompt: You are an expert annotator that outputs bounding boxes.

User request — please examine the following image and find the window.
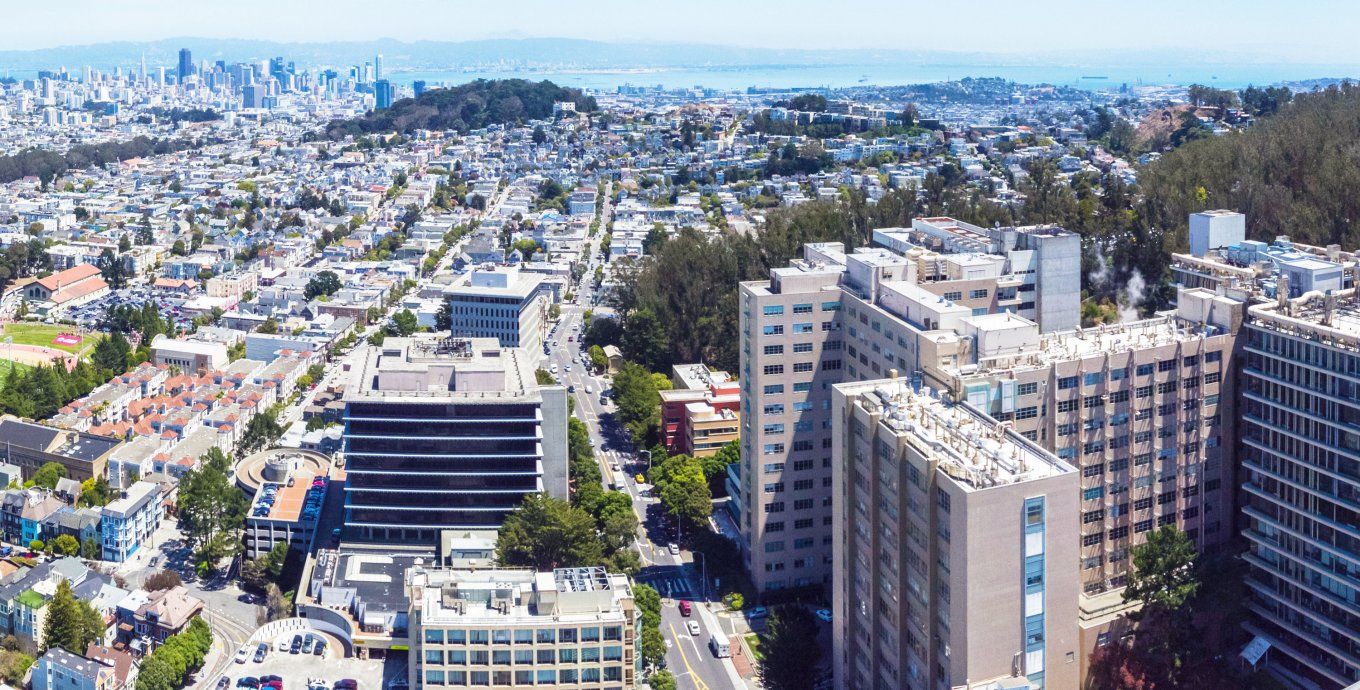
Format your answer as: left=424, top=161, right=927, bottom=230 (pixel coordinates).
left=821, top=301, right=840, bottom=311
left=1205, top=351, right=1221, bottom=363
left=1135, top=519, right=1154, bottom=533
left=1083, top=486, right=1105, bottom=501
left=1058, top=376, right=1079, bottom=390
left=1158, top=359, right=1177, bottom=372
left=1136, top=363, right=1154, bottom=376
left=763, top=305, right=785, bottom=316
left=763, top=364, right=784, bottom=375
left=1016, top=406, right=1038, bottom=420
left=1108, top=526, right=1129, bottom=540
left=943, top=291, right=963, bottom=301
left=762, top=325, right=784, bottom=336
left=762, top=443, right=784, bottom=455
left=1083, top=533, right=1103, bottom=547
left=793, top=342, right=814, bottom=353
left=763, top=404, right=785, bottom=415
left=763, top=384, right=784, bottom=395
left=762, top=424, right=785, bottom=435
left=1084, top=372, right=1103, bottom=386
left=970, top=289, right=989, bottom=299
left=1018, top=382, right=1039, bottom=396
left=1057, top=399, right=1079, bottom=413
left=793, top=303, right=813, bottom=314
left=793, top=362, right=813, bottom=373
left=821, top=359, right=842, bottom=371
left=793, top=382, right=812, bottom=392
left=793, top=323, right=814, bottom=334
left=763, top=344, right=784, bottom=355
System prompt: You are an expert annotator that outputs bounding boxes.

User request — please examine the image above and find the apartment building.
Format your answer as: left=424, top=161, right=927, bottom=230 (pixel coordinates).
left=658, top=364, right=740, bottom=458
left=100, top=481, right=164, bottom=562
left=736, top=221, right=1081, bottom=593
left=444, top=266, right=552, bottom=358
left=340, top=336, right=568, bottom=548
left=831, top=378, right=1079, bottom=690
left=408, top=566, right=638, bottom=689
left=1238, top=289, right=1360, bottom=688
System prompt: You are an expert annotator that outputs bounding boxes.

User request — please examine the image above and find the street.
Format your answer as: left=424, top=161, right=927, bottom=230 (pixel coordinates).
left=544, top=195, right=746, bottom=690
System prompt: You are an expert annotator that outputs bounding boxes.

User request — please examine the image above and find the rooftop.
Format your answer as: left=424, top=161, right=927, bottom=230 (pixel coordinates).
left=840, top=378, right=1072, bottom=490
left=346, top=336, right=539, bottom=402
left=411, top=566, right=633, bottom=626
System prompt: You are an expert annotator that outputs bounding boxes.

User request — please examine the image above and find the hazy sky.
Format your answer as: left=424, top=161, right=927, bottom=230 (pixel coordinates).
left=4, top=0, right=1357, bottom=62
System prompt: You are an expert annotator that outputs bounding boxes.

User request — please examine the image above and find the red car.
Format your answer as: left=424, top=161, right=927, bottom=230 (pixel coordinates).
left=678, top=600, right=692, bottom=617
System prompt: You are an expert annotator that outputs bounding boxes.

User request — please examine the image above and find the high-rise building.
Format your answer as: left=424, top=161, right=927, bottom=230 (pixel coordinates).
left=375, top=79, right=394, bottom=109
left=408, top=566, right=639, bottom=689
left=414, top=80, right=428, bottom=97
left=177, top=48, right=193, bottom=80
left=832, top=377, right=1080, bottom=690
left=242, top=84, right=268, bottom=109
left=737, top=221, right=1082, bottom=594
left=1238, top=289, right=1360, bottom=687
left=340, top=336, right=569, bottom=548
left=374, top=52, right=384, bottom=81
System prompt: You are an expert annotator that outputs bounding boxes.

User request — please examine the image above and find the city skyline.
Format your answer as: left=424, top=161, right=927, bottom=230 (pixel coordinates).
left=2, top=0, right=1360, bottom=64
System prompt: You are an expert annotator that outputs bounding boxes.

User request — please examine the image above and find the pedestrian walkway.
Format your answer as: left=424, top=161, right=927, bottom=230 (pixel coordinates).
left=641, top=572, right=694, bottom=599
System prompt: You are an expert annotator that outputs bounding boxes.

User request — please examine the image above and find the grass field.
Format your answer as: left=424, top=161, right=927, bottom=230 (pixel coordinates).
left=744, top=633, right=763, bottom=662
left=0, top=323, right=101, bottom=355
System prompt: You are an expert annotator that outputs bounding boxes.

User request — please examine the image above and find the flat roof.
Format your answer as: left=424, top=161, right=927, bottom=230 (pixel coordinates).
left=839, top=379, right=1071, bottom=490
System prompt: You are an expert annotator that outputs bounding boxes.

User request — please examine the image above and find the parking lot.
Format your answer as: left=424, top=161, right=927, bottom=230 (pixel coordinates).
left=221, top=631, right=389, bottom=690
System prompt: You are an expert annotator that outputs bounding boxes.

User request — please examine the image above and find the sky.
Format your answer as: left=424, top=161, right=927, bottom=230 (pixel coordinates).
left=3, top=0, right=1358, bottom=63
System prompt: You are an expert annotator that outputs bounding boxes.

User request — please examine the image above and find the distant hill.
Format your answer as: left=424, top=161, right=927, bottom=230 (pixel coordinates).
left=1138, top=82, right=1360, bottom=248
left=324, top=79, right=596, bottom=138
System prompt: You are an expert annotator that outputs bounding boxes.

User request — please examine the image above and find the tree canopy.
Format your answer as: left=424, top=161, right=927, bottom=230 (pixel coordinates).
left=326, top=79, right=597, bottom=138
left=495, top=494, right=603, bottom=571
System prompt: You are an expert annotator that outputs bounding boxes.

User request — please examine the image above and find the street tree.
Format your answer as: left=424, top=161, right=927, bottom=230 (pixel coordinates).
left=177, top=448, right=248, bottom=573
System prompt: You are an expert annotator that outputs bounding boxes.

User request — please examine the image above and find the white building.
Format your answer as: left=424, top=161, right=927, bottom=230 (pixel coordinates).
left=443, top=267, right=552, bottom=359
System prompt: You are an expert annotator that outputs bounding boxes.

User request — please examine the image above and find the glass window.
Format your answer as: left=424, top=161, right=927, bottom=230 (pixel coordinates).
left=470, top=671, right=488, bottom=686
left=559, top=647, right=577, bottom=662
left=513, top=629, right=533, bottom=644
left=514, top=650, right=532, bottom=664
left=603, top=626, right=622, bottom=641
left=558, top=670, right=578, bottom=684
left=536, top=670, right=555, bottom=683
left=468, top=630, right=488, bottom=645
left=582, top=646, right=601, bottom=662
left=425, top=650, right=443, bottom=663
left=448, top=650, right=467, bottom=665
left=492, top=630, right=510, bottom=645
left=424, top=671, right=444, bottom=686
left=536, top=649, right=555, bottom=664
left=763, top=305, right=784, bottom=316
left=535, top=628, right=554, bottom=644
left=559, top=628, right=578, bottom=643
left=425, top=629, right=444, bottom=644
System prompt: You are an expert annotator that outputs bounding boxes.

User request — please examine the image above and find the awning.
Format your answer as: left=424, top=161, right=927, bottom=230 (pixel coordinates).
left=1240, top=635, right=1270, bottom=666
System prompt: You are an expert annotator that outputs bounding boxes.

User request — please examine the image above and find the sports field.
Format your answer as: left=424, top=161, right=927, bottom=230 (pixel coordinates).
left=0, top=323, right=100, bottom=355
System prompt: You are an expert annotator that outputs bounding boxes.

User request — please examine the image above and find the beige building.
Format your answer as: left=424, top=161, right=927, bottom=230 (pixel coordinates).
left=832, top=378, right=1080, bottom=690
left=408, top=567, right=638, bottom=689
left=206, top=271, right=259, bottom=300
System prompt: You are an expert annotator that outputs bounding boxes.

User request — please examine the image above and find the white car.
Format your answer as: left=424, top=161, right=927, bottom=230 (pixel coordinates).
left=668, top=543, right=680, bottom=555
left=234, top=646, right=251, bottom=664
left=687, top=621, right=701, bottom=636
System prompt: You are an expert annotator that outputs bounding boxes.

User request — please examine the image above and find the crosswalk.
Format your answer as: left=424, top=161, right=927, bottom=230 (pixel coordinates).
left=641, top=572, right=694, bottom=599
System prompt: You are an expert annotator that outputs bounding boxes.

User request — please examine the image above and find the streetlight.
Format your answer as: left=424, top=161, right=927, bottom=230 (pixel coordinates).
left=692, top=550, right=708, bottom=604
left=639, top=449, right=652, bottom=470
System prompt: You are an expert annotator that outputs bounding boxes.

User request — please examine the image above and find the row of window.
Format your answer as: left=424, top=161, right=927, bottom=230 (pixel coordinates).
left=423, top=667, right=623, bottom=686
left=424, top=646, right=624, bottom=665
left=423, top=627, right=622, bottom=645
left=761, top=302, right=840, bottom=316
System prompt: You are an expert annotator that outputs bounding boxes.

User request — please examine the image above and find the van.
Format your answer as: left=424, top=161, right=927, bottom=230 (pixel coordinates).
left=678, top=600, right=691, bottom=617
left=709, top=634, right=731, bottom=658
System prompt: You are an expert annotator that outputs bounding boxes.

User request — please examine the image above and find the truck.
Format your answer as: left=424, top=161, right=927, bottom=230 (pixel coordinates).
left=608, top=469, right=628, bottom=491
left=709, top=634, right=731, bottom=658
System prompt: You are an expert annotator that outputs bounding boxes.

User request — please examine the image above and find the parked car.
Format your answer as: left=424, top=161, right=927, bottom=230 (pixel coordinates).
left=237, top=679, right=259, bottom=688
left=668, top=543, right=680, bottom=555
left=301, top=635, right=315, bottom=654
left=334, top=680, right=358, bottom=690
left=254, top=642, right=268, bottom=662
left=815, top=609, right=832, bottom=623
left=747, top=606, right=769, bottom=620
left=314, top=640, right=327, bottom=656
left=289, top=635, right=303, bottom=654
left=234, top=646, right=251, bottom=664
left=217, top=678, right=231, bottom=690
left=260, top=677, right=282, bottom=684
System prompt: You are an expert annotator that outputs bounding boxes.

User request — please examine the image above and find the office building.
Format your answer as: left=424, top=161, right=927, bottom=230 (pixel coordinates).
left=374, top=53, right=384, bottom=81
left=242, top=83, right=267, bottom=109
left=408, top=566, right=638, bottom=689
left=0, top=416, right=119, bottom=482
left=340, top=336, right=568, bottom=548
left=1238, top=289, right=1360, bottom=687
left=737, top=220, right=1081, bottom=593
left=832, top=377, right=1079, bottom=690
left=414, top=80, right=429, bottom=97
left=375, top=79, right=394, bottom=110
left=177, top=48, right=193, bottom=80
left=444, top=267, right=553, bottom=358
